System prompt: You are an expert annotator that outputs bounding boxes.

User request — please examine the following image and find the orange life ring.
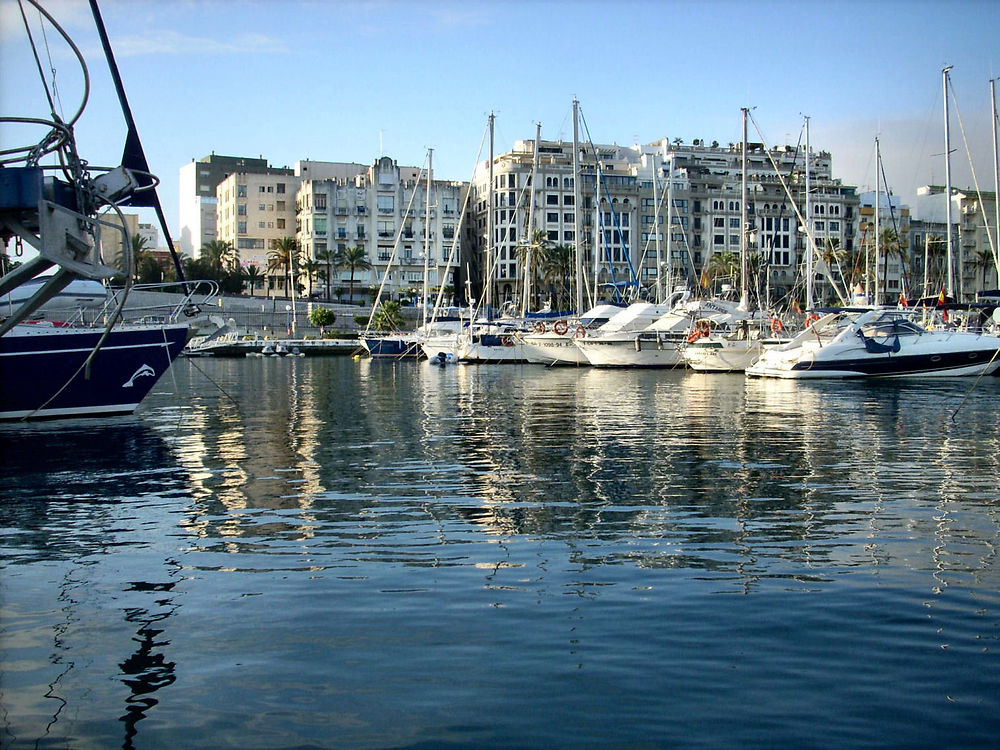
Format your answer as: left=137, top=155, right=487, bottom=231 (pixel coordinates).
left=574, top=325, right=586, bottom=339
left=804, top=313, right=820, bottom=327
left=533, top=321, right=546, bottom=334
left=687, top=320, right=710, bottom=344
left=501, top=335, right=514, bottom=347
left=553, top=320, right=569, bottom=336
left=770, top=318, right=785, bottom=334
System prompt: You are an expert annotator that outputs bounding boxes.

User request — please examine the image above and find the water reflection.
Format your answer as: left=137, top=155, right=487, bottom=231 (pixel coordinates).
left=143, top=359, right=1000, bottom=594
left=3, top=358, right=1000, bottom=748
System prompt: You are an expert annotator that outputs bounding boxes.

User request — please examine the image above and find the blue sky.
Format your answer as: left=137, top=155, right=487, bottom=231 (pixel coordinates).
left=3, top=0, right=999, bottom=247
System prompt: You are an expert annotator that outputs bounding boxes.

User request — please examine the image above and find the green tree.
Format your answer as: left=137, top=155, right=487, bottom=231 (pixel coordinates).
left=299, top=257, right=320, bottom=298
left=200, top=239, right=238, bottom=280
left=539, top=243, right=575, bottom=311
left=335, top=245, right=372, bottom=304
left=309, top=306, right=337, bottom=335
left=515, top=228, right=553, bottom=311
left=315, top=246, right=338, bottom=300
left=706, top=250, right=739, bottom=286
left=243, top=264, right=264, bottom=296
left=370, top=300, right=404, bottom=331
left=267, top=237, right=298, bottom=298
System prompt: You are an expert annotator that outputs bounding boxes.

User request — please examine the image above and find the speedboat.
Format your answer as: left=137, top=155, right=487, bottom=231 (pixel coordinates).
left=745, top=307, right=1000, bottom=379
left=575, top=295, right=747, bottom=368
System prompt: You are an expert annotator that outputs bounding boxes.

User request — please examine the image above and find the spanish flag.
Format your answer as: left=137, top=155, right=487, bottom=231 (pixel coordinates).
left=791, top=298, right=802, bottom=314
left=937, top=287, right=949, bottom=323
left=898, top=292, right=908, bottom=308
left=700, top=269, right=710, bottom=289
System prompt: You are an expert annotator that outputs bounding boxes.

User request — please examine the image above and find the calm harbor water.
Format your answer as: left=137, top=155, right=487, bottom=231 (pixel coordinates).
left=2, top=356, right=1000, bottom=749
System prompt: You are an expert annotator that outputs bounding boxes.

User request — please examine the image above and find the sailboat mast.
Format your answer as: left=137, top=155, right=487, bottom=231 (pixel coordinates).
left=804, top=115, right=813, bottom=309
left=874, top=136, right=881, bottom=305
left=422, top=148, right=432, bottom=328
left=741, top=108, right=749, bottom=309
left=594, top=163, right=602, bottom=304
left=992, top=77, right=1000, bottom=285
left=486, top=111, right=495, bottom=312
left=521, top=122, right=541, bottom=315
left=572, top=98, right=584, bottom=312
left=943, top=66, right=955, bottom=298
left=652, top=149, right=662, bottom=304
left=664, top=145, right=673, bottom=299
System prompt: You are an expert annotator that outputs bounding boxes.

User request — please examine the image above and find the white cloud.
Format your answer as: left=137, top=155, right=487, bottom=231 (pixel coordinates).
left=108, top=29, right=287, bottom=57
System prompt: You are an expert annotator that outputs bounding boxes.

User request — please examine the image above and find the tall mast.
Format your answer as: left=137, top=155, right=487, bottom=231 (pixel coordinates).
left=803, top=114, right=813, bottom=309
left=992, top=77, right=1000, bottom=286
left=572, top=98, right=584, bottom=312
left=652, top=149, right=662, bottom=303
left=521, top=122, right=541, bottom=315
left=874, top=136, right=881, bottom=305
left=593, top=163, right=602, bottom=305
left=422, top=148, right=432, bottom=328
left=664, top=146, right=674, bottom=302
left=943, top=66, right=955, bottom=298
left=740, top=108, right=749, bottom=309
left=486, top=111, right=495, bottom=312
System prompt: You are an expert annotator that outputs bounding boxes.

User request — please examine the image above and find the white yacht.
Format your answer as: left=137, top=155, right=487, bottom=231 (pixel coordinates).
left=746, top=307, right=1000, bottom=379
left=519, top=304, right=623, bottom=365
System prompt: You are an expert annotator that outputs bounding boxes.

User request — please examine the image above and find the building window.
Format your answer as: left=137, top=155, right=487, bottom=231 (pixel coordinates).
left=547, top=212, right=559, bottom=223
left=377, top=195, right=394, bottom=213
left=258, top=221, right=266, bottom=229
left=238, top=221, right=247, bottom=234
left=276, top=183, right=285, bottom=194
left=276, top=200, right=286, bottom=211
left=714, top=234, right=724, bottom=245
left=277, top=218, right=285, bottom=229
left=237, top=185, right=247, bottom=198
left=237, top=204, right=247, bottom=216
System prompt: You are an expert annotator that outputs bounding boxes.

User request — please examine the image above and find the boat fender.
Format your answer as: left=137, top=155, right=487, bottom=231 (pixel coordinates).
left=553, top=320, right=569, bottom=335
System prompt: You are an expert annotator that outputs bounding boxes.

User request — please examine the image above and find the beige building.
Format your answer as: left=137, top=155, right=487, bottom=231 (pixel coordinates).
left=215, top=171, right=299, bottom=290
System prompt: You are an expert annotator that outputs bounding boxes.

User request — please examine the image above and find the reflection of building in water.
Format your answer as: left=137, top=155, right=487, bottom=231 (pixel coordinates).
left=175, top=359, right=326, bottom=544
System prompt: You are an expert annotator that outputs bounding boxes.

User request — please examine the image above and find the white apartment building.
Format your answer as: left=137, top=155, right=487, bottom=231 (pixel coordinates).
left=914, top=186, right=998, bottom=300
left=296, top=155, right=467, bottom=303
left=471, top=135, right=860, bottom=310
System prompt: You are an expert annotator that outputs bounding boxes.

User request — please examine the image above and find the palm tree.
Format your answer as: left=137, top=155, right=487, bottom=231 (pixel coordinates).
left=243, top=264, right=264, bottom=296
left=200, top=239, right=238, bottom=280
left=336, top=245, right=372, bottom=304
left=267, top=237, right=298, bottom=298
left=299, top=257, right=320, bottom=298
left=539, top=243, right=575, bottom=311
left=515, top=228, right=553, bottom=311
left=315, top=246, right=337, bottom=300
left=706, top=250, right=739, bottom=286
left=819, top=238, right=848, bottom=305
left=371, top=300, right=404, bottom=331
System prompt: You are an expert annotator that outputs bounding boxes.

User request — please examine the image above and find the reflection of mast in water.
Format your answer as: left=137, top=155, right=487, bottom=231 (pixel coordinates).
left=118, top=579, right=179, bottom=750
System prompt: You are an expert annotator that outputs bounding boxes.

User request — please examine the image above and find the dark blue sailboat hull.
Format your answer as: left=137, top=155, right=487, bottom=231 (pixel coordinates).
left=0, top=324, right=188, bottom=420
